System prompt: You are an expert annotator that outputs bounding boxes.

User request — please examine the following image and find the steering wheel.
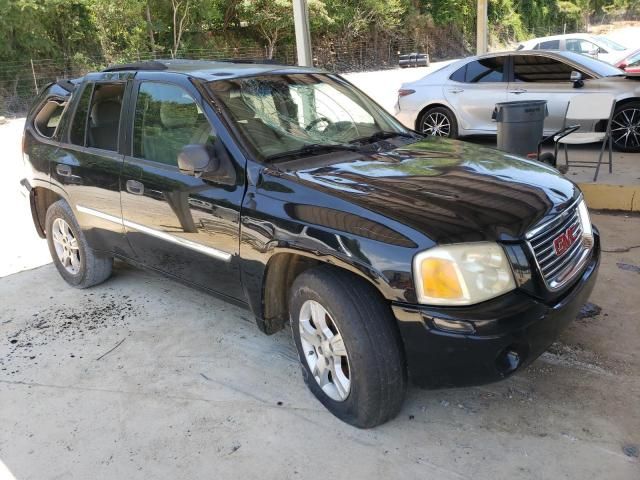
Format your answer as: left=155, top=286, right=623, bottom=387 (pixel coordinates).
left=305, top=117, right=333, bottom=132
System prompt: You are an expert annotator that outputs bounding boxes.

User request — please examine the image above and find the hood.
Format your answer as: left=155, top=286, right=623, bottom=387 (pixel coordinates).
left=283, top=138, right=580, bottom=245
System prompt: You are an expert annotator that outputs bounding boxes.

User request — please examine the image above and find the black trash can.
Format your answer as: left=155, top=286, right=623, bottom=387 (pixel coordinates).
left=492, top=100, right=548, bottom=157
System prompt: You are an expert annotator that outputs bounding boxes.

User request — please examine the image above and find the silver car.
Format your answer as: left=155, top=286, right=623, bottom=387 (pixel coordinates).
left=395, top=50, right=640, bottom=152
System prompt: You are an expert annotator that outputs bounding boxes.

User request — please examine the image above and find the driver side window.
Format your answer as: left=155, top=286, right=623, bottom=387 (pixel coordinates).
left=133, top=82, right=215, bottom=166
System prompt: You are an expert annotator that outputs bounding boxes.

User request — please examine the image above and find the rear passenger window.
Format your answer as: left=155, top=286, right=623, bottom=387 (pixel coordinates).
left=133, top=82, right=215, bottom=166
left=450, top=58, right=505, bottom=83
left=70, top=84, right=93, bottom=146
left=33, top=100, right=65, bottom=138
left=87, top=83, right=125, bottom=151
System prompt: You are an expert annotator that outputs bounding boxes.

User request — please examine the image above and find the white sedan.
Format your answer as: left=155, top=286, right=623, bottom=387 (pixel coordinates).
left=517, top=33, right=632, bottom=65
left=394, top=50, right=640, bottom=152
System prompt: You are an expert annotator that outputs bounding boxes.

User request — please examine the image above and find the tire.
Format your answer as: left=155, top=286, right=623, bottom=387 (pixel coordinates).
left=611, top=101, right=640, bottom=152
left=45, top=200, right=113, bottom=288
left=289, top=265, right=406, bottom=428
left=418, top=106, right=459, bottom=138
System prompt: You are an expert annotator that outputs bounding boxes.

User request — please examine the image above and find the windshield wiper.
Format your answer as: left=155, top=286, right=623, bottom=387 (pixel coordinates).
left=266, top=143, right=364, bottom=162
left=350, top=131, right=419, bottom=145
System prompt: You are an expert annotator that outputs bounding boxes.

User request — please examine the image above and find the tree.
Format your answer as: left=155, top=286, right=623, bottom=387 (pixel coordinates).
left=239, top=0, right=330, bottom=59
left=171, top=0, right=190, bottom=58
left=89, top=0, right=147, bottom=62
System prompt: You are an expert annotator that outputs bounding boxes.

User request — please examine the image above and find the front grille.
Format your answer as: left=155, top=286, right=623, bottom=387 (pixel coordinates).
left=527, top=204, right=592, bottom=291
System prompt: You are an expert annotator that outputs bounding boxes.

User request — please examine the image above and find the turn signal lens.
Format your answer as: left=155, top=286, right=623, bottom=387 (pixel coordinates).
left=413, top=243, right=516, bottom=306
left=421, top=258, right=463, bottom=300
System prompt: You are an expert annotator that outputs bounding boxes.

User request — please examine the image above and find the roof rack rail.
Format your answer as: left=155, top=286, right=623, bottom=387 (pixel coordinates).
left=215, top=58, right=290, bottom=65
left=102, top=61, right=168, bottom=72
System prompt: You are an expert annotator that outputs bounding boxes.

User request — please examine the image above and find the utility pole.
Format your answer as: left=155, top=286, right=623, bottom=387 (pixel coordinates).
left=476, top=0, right=488, bottom=55
left=292, top=0, right=313, bottom=67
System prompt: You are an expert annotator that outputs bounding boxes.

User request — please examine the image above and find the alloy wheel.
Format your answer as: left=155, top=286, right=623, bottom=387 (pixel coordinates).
left=298, top=299, right=351, bottom=402
left=422, top=112, right=451, bottom=136
left=611, top=107, right=640, bottom=150
left=51, top=218, right=81, bottom=275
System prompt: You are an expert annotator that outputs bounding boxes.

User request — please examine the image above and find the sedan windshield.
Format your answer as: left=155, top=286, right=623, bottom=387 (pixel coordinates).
left=559, top=51, right=625, bottom=77
left=595, top=35, right=627, bottom=52
left=207, top=73, right=410, bottom=161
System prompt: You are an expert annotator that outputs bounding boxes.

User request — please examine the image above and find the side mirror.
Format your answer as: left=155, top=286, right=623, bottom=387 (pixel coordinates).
left=618, top=62, right=628, bottom=69
left=177, top=144, right=218, bottom=176
left=588, top=48, right=599, bottom=57
left=570, top=71, right=584, bottom=88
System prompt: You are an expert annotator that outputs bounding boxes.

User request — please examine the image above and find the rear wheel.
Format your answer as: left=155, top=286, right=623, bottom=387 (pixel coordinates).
left=418, top=106, right=458, bottom=138
left=611, top=101, right=640, bottom=152
left=289, top=265, right=406, bottom=428
left=45, top=200, right=113, bottom=288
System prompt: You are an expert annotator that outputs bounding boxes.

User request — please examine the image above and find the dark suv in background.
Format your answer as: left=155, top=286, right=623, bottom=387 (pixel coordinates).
left=21, top=60, right=600, bottom=428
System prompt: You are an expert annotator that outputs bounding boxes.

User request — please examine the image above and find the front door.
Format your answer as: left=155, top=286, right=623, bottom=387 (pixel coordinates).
left=507, top=54, right=599, bottom=134
left=120, top=79, right=245, bottom=301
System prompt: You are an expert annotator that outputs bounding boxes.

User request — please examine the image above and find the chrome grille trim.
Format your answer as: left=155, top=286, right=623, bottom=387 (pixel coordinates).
left=526, top=202, right=592, bottom=291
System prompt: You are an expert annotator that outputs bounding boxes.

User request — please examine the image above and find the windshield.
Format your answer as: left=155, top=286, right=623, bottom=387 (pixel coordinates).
left=559, top=51, right=625, bottom=77
left=595, top=35, right=627, bottom=51
left=207, top=73, right=409, bottom=160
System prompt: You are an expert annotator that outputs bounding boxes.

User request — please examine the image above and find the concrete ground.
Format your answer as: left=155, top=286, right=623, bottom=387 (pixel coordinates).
left=1, top=104, right=640, bottom=478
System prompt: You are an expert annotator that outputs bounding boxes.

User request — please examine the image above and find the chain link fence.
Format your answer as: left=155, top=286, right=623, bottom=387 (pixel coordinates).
left=2, top=16, right=630, bottom=116
left=0, top=28, right=476, bottom=116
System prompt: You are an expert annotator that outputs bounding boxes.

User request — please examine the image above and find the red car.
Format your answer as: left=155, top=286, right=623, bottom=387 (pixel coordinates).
left=616, top=48, right=640, bottom=73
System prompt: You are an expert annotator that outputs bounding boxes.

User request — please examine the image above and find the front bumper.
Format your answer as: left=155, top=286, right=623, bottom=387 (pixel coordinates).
left=392, top=234, right=600, bottom=388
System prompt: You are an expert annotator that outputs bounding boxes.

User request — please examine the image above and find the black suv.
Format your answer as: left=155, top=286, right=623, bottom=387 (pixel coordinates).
left=21, top=60, right=599, bottom=428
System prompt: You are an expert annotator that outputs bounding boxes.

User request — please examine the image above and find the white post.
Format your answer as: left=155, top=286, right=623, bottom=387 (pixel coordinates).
left=292, top=0, right=313, bottom=66
left=476, top=0, right=488, bottom=55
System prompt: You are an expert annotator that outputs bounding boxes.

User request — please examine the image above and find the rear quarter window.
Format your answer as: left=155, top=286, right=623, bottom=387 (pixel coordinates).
left=33, top=99, right=66, bottom=138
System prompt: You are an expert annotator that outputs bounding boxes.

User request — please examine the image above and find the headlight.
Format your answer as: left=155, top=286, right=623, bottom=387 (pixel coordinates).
left=577, top=198, right=593, bottom=246
left=413, top=242, right=516, bottom=306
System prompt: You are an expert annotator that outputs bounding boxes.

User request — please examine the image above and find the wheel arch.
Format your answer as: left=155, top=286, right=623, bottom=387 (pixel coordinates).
left=29, top=185, right=64, bottom=239
left=414, top=101, right=459, bottom=132
left=255, top=248, right=396, bottom=335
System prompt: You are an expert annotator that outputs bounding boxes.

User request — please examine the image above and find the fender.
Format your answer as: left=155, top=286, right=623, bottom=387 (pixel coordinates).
left=240, top=229, right=409, bottom=334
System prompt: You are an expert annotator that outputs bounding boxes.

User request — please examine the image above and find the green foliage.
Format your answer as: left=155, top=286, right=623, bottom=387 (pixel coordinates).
left=0, top=0, right=637, bottom=65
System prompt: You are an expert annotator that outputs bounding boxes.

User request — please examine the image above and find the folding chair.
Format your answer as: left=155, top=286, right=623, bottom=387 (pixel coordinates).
left=554, top=93, right=616, bottom=182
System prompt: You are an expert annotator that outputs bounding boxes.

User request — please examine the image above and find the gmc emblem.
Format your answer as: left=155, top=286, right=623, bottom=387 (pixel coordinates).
left=553, top=226, right=579, bottom=256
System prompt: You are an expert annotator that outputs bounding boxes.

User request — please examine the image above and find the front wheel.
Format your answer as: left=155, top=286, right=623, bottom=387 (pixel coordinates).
left=418, top=106, right=458, bottom=138
left=289, top=265, right=406, bottom=428
left=611, top=101, right=640, bottom=152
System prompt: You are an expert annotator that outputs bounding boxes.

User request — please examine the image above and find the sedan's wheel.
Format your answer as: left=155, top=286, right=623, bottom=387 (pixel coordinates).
left=419, top=106, right=458, bottom=138
left=45, top=200, right=113, bottom=288
left=611, top=102, right=640, bottom=152
left=290, top=265, right=407, bottom=428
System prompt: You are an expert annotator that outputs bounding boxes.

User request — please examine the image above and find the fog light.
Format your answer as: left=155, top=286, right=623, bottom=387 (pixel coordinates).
left=431, top=317, right=475, bottom=334
left=496, top=348, right=521, bottom=375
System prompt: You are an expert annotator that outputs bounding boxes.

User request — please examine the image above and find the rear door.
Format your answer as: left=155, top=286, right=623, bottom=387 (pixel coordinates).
left=507, top=54, right=599, bottom=133
left=444, top=56, right=508, bottom=133
left=119, top=77, right=245, bottom=301
left=52, top=77, right=133, bottom=256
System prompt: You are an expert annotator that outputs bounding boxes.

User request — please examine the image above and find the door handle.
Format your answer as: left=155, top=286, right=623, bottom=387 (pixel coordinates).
left=56, top=164, right=72, bottom=177
left=448, top=88, right=464, bottom=94
left=510, top=89, right=527, bottom=94
left=126, top=179, right=145, bottom=195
